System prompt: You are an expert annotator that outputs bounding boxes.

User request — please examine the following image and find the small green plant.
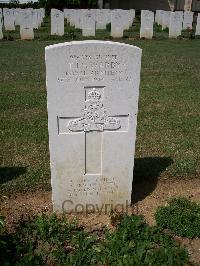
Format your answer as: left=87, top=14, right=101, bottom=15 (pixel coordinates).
left=155, top=197, right=200, bottom=238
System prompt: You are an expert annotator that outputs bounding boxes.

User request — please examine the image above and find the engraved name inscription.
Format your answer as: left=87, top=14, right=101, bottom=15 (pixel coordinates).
left=58, top=54, right=133, bottom=83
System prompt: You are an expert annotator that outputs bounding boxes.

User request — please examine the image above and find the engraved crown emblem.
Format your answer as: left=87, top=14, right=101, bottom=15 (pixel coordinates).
left=88, top=89, right=101, bottom=100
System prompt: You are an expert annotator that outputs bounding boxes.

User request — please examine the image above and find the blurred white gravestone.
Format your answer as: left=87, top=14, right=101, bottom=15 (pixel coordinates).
left=155, top=10, right=160, bottom=24
left=51, top=9, right=64, bottom=36
left=158, top=10, right=164, bottom=26
left=98, top=0, right=103, bottom=9
left=69, top=9, right=76, bottom=27
left=41, top=8, right=45, bottom=19
left=3, top=8, right=15, bottom=31
left=20, top=10, right=34, bottom=40
left=195, top=13, right=200, bottom=35
left=45, top=41, right=142, bottom=212
left=121, top=10, right=131, bottom=31
left=74, top=9, right=83, bottom=29
left=169, top=11, right=183, bottom=38
left=0, top=10, right=3, bottom=40
left=38, top=9, right=43, bottom=27
left=64, top=9, right=70, bottom=21
left=82, top=10, right=96, bottom=37
left=32, top=10, right=39, bottom=29
left=14, top=8, right=22, bottom=26
left=111, top=10, right=124, bottom=38
left=184, top=0, right=192, bottom=11
left=129, top=9, right=135, bottom=27
left=96, top=9, right=108, bottom=30
left=183, top=11, right=193, bottom=30
left=140, top=10, right=154, bottom=39
left=162, top=11, right=171, bottom=30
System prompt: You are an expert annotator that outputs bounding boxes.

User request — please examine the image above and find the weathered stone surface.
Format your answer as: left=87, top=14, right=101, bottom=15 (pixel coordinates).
left=45, top=41, right=142, bottom=213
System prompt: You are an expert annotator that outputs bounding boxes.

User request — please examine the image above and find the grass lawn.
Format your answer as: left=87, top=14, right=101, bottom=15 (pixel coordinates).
left=0, top=17, right=200, bottom=196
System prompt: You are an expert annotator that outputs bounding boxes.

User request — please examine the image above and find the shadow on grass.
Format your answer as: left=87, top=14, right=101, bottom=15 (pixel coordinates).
left=131, top=157, right=173, bottom=204
left=0, top=167, right=27, bottom=184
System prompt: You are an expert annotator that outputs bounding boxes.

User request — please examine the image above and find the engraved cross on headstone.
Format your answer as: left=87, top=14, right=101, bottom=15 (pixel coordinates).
left=59, top=86, right=129, bottom=176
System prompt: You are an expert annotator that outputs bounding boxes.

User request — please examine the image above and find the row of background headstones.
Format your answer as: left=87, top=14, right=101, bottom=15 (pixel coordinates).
left=0, top=8, right=200, bottom=40
left=0, top=8, right=45, bottom=40
left=156, top=10, right=200, bottom=38
left=52, top=9, right=200, bottom=39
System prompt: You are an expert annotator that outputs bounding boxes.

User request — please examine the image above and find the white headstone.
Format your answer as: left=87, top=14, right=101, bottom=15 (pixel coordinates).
left=51, top=9, right=64, bottom=36
left=129, top=9, right=135, bottom=27
left=98, top=0, right=103, bottom=9
left=69, top=9, right=76, bottom=27
left=20, top=9, right=34, bottom=40
left=0, top=8, right=2, bottom=26
left=38, top=9, right=44, bottom=27
left=155, top=10, right=160, bottom=24
left=0, top=11, right=3, bottom=40
left=183, top=11, right=193, bottom=30
left=45, top=40, right=142, bottom=213
left=96, top=9, right=109, bottom=30
left=195, top=13, right=200, bottom=35
left=140, top=10, right=154, bottom=39
left=74, top=9, right=83, bottom=29
left=111, top=10, right=124, bottom=38
left=184, top=0, right=192, bottom=11
left=169, top=11, right=183, bottom=38
left=41, top=8, right=45, bottom=19
left=121, top=10, right=131, bottom=31
left=162, top=11, right=171, bottom=30
left=14, top=8, right=22, bottom=26
left=158, top=10, right=164, bottom=26
left=3, top=8, right=15, bottom=31
left=82, top=10, right=96, bottom=37
left=32, top=10, right=39, bottom=29
left=64, top=9, right=70, bottom=21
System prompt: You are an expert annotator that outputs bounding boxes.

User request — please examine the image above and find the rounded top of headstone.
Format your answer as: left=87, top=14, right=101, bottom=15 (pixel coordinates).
left=45, top=40, right=142, bottom=54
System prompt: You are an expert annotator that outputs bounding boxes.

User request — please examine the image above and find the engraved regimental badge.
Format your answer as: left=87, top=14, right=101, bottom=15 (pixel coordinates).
left=68, top=88, right=121, bottom=132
